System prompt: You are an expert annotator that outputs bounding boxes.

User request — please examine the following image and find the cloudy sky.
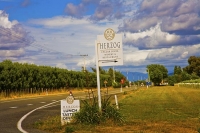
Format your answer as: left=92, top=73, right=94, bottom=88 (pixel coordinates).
left=0, top=0, right=200, bottom=75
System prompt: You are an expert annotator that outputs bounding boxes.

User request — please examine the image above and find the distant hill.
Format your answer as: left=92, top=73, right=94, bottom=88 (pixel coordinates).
left=121, top=71, right=148, bottom=81
left=168, top=72, right=174, bottom=76
left=121, top=71, right=174, bottom=81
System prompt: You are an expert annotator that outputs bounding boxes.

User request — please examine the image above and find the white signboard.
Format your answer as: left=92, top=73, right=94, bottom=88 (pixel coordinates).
left=61, top=97, right=80, bottom=125
left=96, top=28, right=123, bottom=66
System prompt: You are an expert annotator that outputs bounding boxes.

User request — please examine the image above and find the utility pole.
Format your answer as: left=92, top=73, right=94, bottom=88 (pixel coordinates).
left=80, top=54, right=88, bottom=72
left=113, top=66, right=115, bottom=82
left=132, top=73, right=134, bottom=81
left=127, top=71, right=128, bottom=81
left=148, top=68, right=150, bottom=82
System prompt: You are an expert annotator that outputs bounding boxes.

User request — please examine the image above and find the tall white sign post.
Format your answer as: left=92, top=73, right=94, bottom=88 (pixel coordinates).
left=95, top=28, right=123, bottom=110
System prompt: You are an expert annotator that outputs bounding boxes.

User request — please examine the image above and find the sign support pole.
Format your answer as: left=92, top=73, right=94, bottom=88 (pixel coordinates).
left=95, top=41, right=101, bottom=110
left=95, top=28, right=123, bottom=111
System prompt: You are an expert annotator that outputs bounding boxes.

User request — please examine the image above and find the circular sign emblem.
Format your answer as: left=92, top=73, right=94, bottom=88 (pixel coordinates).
left=66, top=95, right=74, bottom=104
left=104, top=28, right=115, bottom=41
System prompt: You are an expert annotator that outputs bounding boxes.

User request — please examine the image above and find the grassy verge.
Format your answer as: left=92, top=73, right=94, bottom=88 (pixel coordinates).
left=34, top=86, right=200, bottom=133
left=0, top=87, right=116, bottom=101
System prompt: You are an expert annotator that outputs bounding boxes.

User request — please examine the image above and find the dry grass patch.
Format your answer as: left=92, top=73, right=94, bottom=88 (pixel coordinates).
left=0, top=87, right=101, bottom=101
left=33, top=86, right=200, bottom=133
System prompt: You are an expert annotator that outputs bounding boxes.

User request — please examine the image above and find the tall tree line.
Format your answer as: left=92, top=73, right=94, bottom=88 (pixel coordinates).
left=184, top=56, right=200, bottom=77
left=147, top=64, right=168, bottom=86
left=146, top=56, right=200, bottom=86
left=0, top=60, right=125, bottom=96
left=168, top=56, right=200, bottom=85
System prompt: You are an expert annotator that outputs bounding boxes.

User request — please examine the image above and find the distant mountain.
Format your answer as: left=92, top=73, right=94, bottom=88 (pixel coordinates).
left=168, top=72, right=174, bottom=76
left=121, top=72, right=174, bottom=81
left=121, top=71, right=148, bottom=81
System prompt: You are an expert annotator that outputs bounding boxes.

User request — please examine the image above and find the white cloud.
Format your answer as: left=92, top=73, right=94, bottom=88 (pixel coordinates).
left=1, top=0, right=200, bottom=74
left=174, top=0, right=200, bottom=16
left=77, top=56, right=95, bottom=68
left=0, top=10, right=33, bottom=58
left=123, top=50, right=150, bottom=66
left=16, top=60, right=34, bottom=64
left=147, top=44, right=200, bottom=61
left=121, top=16, right=159, bottom=32
left=0, top=48, right=24, bottom=57
left=56, top=63, right=67, bottom=69
left=162, top=13, right=200, bottom=32
left=124, top=50, right=148, bottom=61
left=123, top=23, right=180, bottom=49
left=0, top=10, right=18, bottom=28
left=120, top=0, right=200, bottom=36
left=23, top=15, right=124, bottom=71
left=24, top=13, right=200, bottom=73
left=28, top=16, right=90, bottom=28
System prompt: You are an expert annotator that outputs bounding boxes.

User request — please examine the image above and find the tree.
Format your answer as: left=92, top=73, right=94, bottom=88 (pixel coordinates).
left=168, top=75, right=175, bottom=86
left=174, top=66, right=182, bottom=75
left=173, top=66, right=183, bottom=83
left=147, top=64, right=168, bottom=86
left=184, top=56, right=200, bottom=77
left=0, top=59, right=127, bottom=95
left=180, top=71, right=191, bottom=81
left=190, top=73, right=199, bottom=80
left=91, top=67, right=106, bottom=74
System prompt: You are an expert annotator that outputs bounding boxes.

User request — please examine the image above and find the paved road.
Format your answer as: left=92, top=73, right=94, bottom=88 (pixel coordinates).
left=0, top=87, right=135, bottom=133
left=0, top=94, right=68, bottom=133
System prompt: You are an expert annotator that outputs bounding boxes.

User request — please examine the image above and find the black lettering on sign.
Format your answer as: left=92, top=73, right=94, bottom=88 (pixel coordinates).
left=63, top=109, right=78, bottom=112
left=99, top=42, right=121, bottom=49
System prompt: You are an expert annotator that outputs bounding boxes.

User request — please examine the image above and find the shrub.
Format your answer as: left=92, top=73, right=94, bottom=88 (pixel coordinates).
left=65, top=126, right=75, bottom=133
left=73, top=96, right=124, bottom=125
left=168, top=76, right=175, bottom=86
left=123, top=91, right=127, bottom=95
left=112, top=82, right=121, bottom=88
left=198, top=128, right=200, bottom=133
left=101, top=96, right=124, bottom=123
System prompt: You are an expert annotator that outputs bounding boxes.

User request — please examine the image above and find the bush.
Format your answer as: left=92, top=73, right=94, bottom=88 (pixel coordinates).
left=198, top=128, right=200, bottom=133
left=73, top=96, right=124, bottom=125
left=123, top=91, right=127, bottom=95
left=73, top=97, right=100, bottom=124
left=65, top=126, right=75, bottom=133
left=168, top=76, right=175, bottom=86
left=101, top=96, right=124, bottom=123
left=112, top=82, right=121, bottom=88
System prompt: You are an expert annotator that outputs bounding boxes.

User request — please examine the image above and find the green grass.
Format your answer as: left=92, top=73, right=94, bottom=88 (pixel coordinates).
left=34, top=86, right=200, bottom=133
left=182, top=79, right=200, bottom=83
left=120, top=86, right=200, bottom=121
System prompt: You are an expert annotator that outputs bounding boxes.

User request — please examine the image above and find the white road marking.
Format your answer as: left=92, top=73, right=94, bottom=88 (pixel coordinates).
left=41, top=104, right=60, bottom=109
left=10, top=107, right=17, bottom=109
left=40, top=102, right=46, bottom=103
left=0, top=97, right=44, bottom=103
left=17, top=100, right=60, bottom=133
left=27, top=104, right=33, bottom=106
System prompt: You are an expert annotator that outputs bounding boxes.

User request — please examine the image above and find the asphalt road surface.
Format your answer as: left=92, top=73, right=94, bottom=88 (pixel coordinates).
left=0, top=87, right=135, bottom=133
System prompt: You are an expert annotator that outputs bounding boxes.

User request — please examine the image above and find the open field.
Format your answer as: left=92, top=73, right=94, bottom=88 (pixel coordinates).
left=33, top=86, right=200, bottom=132
left=119, top=86, right=200, bottom=133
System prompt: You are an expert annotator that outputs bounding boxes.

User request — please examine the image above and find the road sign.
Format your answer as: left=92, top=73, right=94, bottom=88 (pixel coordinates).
left=121, top=79, right=124, bottom=84
left=96, top=29, right=123, bottom=66
left=95, top=28, right=123, bottom=110
left=61, top=98, right=80, bottom=125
